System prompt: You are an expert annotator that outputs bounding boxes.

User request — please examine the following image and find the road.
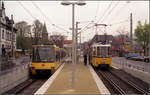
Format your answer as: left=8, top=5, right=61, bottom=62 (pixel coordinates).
left=112, top=57, right=150, bottom=73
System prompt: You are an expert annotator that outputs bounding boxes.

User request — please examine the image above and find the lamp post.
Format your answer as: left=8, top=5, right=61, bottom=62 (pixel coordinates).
left=61, top=1, right=86, bottom=89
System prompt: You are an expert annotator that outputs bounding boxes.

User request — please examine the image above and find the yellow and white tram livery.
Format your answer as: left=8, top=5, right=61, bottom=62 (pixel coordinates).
left=91, top=43, right=111, bottom=69
left=30, top=45, right=60, bottom=76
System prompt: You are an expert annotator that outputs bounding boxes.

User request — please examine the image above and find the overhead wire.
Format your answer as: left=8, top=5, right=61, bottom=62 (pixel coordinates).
left=108, top=1, right=129, bottom=22
left=82, top=1, right=114, bottom=34
left=31, top=1, right=70, bottom=33
left=31, top=1, right=53, bottom=24
left=90, top=1, right=120, bottom=36
left=96, top=1, right=114, bottom=23
left=94, top=3, right=100, bottom=21
left=18, top=1, right=37, bottom=20
left=80, top=1, right=114, bottom=34
left=78, top=21, right=94, bottom=33
left=18, top=0, right=71, bottom=36
left=110, top=19, right=129, bottom=26
left=100, top=1, right=120, bottom=23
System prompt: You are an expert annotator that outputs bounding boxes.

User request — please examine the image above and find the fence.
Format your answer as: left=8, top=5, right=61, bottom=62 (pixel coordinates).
left=0, top=56, right=30, bottom=94
left=112, top=57, right=150, bottom=84
left=0, top=62, right=29, bottom=94
left=112, top=57, right=150, bottom=73
left=0, top=57, right=16, bottom=72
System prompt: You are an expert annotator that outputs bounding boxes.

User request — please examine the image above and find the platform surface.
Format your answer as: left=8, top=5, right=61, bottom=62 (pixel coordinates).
left=45, top=63, right=100, bottom=94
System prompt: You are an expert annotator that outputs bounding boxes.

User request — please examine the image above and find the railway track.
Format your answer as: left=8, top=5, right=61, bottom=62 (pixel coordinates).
left=4, top=63, right=64, bottom=94
left=17, top=79, right=47, bottom=94
left=95, top=68, right=149, bottom=94
left=5, top=78, right=47, bottom=94
left=109, top=69, right=149, bottom=94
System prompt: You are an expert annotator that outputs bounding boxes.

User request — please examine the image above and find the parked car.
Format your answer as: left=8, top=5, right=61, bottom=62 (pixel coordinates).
left=125, top=53, right=140, bottom=59
left=131, top=56, right=144, bottom=61
left=129, top=55, right=149, bottom=63
left=143, top=56, right=149, bottom=63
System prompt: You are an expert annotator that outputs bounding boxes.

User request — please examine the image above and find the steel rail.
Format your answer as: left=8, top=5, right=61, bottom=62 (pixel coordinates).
left=109, top=70, right=149, bottom=94
left=97, top=70, right=126, bottom=94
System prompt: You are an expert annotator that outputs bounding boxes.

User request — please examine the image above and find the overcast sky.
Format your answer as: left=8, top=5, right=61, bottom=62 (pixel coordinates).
left=3, top=0, right=149, bottom=42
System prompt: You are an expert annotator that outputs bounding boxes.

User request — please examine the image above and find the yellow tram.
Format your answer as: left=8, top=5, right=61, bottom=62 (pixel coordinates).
left=90, top=43, right=111, bottom=69
left=30, top=45, right=61, bottom=76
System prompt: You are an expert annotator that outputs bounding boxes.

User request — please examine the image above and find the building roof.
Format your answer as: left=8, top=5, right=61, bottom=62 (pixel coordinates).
left=1, top=22, right=17, bottom=32
left=64, top=40, right=72, bottom=44
left=0, top=1, right=17, bottom=32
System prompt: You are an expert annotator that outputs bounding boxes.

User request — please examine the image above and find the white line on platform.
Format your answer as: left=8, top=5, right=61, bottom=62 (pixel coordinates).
left=34, top=63, right=65, bottom=94
left=89, top=65, right=110, bottom=94
left=111, top=66, right=119, bottom=69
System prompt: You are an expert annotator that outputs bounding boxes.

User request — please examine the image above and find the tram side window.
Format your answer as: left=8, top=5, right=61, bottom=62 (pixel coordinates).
left=108, top=47, right=111, bottom=57
left=56, top=51, right=60, bottom=61
left=93, top=47, right=96, bottom=56
left=97, top=47, right=100, bottom=57
left=100, top=47, right=108, bottom=58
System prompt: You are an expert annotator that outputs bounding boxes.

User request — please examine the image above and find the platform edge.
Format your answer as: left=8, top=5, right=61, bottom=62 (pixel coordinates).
left=89, top=65, right=110, bottom=94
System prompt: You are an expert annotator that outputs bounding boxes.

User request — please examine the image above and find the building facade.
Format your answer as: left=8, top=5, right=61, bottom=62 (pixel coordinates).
left=0, top=2, right=17, bottom=56
left=63, top=40, right=72, bottom=57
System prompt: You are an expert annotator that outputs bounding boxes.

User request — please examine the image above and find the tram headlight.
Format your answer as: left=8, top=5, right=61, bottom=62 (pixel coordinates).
left=31, top=67, right=35, bottom=69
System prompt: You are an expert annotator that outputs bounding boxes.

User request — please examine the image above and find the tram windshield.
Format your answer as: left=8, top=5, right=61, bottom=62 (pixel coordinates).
left=97, top=46, right=111, bottom=57
left=32, top=46, right=55, bottom=62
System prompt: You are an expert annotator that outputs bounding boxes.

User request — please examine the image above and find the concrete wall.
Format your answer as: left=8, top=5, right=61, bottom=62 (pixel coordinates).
left=0, top=64, right=29, bottom=94
left=123, top=67, right=150, bottom=84
left=112, top=62, right=150, bottom=84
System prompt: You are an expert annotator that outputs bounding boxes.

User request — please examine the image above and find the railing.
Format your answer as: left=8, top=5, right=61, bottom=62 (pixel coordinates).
left=0, top=56, right=30, bottom=75
left=112, top=57, right=150, bottom=73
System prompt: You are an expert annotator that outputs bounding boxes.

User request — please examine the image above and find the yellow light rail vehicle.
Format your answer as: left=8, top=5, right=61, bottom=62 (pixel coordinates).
left=30, top=45, right=61, bottom=76
left=90, top=43, right=111, bottom=70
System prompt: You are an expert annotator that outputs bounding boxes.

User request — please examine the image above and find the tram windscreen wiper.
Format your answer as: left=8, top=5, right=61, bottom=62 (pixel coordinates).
left=32, top=46, right=55, bottom=62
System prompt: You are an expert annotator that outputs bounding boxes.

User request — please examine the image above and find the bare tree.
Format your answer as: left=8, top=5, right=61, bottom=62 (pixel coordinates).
left=49, top=34, right=66, bottom=48
left=32, top=20, right=43, bottom=45
left=116, top=27, right=129, bottom=56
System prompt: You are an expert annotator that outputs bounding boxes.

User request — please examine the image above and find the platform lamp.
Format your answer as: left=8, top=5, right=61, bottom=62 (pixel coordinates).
left=61, top=1, right=86, bottom=89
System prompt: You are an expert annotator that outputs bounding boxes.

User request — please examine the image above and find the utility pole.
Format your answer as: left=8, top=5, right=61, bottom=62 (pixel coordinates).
left=75, top=22, right=78, bottom=65
left=130, top=13, right=133, bottom=53
left=72, top=4, right=75, bottom=89
left=75, top=22, right=81, bottom=63
left=149, top=23, right=150, bottom=57
left=11, top=14, right=14, bottom=58
left=70, top=22, right=81, bottom=64
left=80, top=32, right=81, bottom=57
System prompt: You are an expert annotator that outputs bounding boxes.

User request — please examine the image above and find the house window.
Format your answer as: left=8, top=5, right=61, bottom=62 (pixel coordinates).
left=2, top=30, right=4, bottom=39
left=6, top=31, right=8, bottom=41
left=7, top=31, right=9, bottom=41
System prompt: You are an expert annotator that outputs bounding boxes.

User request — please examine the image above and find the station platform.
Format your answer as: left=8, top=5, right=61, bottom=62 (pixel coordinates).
left=35, top=62, right=110, bottom=94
